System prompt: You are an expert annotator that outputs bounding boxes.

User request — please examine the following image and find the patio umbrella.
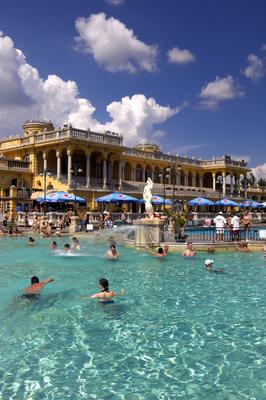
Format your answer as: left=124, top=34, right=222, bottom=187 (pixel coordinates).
left=95, top=192, right=139, bottom=203
left=262, top=202, right=266, bottom=208
left=140, top=194, right=172, bottom=205
left=239, top=200, right=262, bottom=208
left=36, top=191, right=86, bottom=203
left=188, top=197, right=214, bottom=206
left=215, top=198, right=239, bottom=206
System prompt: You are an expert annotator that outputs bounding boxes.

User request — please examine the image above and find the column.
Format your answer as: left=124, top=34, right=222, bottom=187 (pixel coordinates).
left=86, top=155, right=91, bottom=187
left=212, top=173, right=216, bottom=191
left=103, top=159, right=107, bottom=189
left=230, top=175, right=234, bottom=194
left=160, top=171, right=163, bottom=184
left=184, top=174, right=188, bottom=187
left=192, top=174, right=196, bottom=188
left=222, top=172, right=226, bottom=196
left=131, top=166, right=135, bottom=181
left=56, top=151, right=61, bottom=180
left=118, top=161, right=123, bottom=190
left=43, top=153, right=47, bottom=171
left=237, top=176, right=241, bottom=195
left=108, top=161, right=113, bottom=181
left=67, top=150, right=72, bottom=187
left=151, top=168, right=155, bottom=182
left=199, top=175, right=203, bottom=188
left=176, top=171, right=181, bottom=186
left=244, top=174, right=248, bottom=198
left=143, top=166, right=146, bottom=182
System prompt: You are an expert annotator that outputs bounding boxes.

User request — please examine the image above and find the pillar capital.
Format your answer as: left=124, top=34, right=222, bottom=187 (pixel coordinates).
left=56, top=151, right=61, bottom=157
left=67, top=149, right=72, bottom=156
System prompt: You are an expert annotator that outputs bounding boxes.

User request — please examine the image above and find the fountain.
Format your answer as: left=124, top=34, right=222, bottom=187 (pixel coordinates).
left=134, top=178, right=167, bottom=248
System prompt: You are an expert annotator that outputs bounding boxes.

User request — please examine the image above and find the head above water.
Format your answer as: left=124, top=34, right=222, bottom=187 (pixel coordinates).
left=64, top=244, right=70, bottom=250
left=31, top=276, right=39, bottom=284
left=99, top=278, right=109, bottom=291
left=29, top=237, right=35, bottom=242
left=205, top=259, right=214, bottom=268
left=158, top=247, right=164, bottom=254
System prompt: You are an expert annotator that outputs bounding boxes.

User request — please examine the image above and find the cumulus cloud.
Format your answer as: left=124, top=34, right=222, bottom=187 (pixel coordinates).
left=103, top=94, right=179, bottom=146
left=105, top=0, right=126, bottom=5
left=199, top=75, right=244, bottom=109
left=0, top=33, right=178, bottom=145
left=75, top=13, right=157, bottom=73
left=252, top=162, right=266, bottom=180
left=243, top=53, right=264, bottom=81
left=167, top=47, right=196, bottom=65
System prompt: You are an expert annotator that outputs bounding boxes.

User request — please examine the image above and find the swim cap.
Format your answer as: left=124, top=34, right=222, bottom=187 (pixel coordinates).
left=205, top=259, right=214, bottom=266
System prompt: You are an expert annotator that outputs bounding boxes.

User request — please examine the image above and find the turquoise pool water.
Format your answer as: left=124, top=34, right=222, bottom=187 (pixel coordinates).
left=0, top=236, right=266, bottom=399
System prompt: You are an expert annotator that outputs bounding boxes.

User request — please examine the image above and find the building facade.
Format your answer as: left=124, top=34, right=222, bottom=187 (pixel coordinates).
left=0, top=120, right=264, bottom=211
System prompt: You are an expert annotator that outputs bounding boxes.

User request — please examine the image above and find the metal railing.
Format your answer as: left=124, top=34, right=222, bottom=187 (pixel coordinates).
left=184, top=227, right=264, bottom=243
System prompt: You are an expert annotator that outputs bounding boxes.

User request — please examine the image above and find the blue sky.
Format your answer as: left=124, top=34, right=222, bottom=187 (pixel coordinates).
left=0, top=0, right=265, bottom=173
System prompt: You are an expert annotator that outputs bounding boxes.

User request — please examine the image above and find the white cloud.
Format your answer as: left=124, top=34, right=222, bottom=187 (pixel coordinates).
left=167, top=47, right=196, bottom=65
left=243, top=53, right=264, bottom=81
left=252, top=163, right=266, bottom=180
left=199, top=75, right=244, bottom=109
left=105, top=0, right=125, bottom=5
left=75, top=13, right=157, bottom=73
left=103, top=94, right=179, bottom=146
left=0, top=33, right=178, bottom=146
left=175, top=144, right=208, bottom=155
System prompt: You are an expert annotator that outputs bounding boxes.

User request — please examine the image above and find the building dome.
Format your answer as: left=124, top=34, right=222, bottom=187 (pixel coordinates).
left=134, top=143, right=161, bottom=153
left=23, top=120, right=54, bottom=136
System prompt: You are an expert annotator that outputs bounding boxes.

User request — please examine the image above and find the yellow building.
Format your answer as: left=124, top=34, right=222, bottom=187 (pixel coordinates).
left=0, top=119, right=263, bottom=211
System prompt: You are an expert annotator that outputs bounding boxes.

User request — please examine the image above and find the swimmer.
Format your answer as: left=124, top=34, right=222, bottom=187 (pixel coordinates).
left=71, top=237, right=80, bottom=250
left=205, top=259, right=224, bottom=273
left=21, top=276, right=54, bottom=301
left=90, top=278, right=125, bottom=303
left=146, top=244, right=169, bottom=257
left=235, top=242, right=250, bottom=253
left=107, top=245, right=119, bottom=259
left=64, top=244, right=71, bottom=254
left=28, top=236, right=35, bottom=246
left=51, top=240, right=58, bottom=251
left=183, top=242, right=196, bottom=257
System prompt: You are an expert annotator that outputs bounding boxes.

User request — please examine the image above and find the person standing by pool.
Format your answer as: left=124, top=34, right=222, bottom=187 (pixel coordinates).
left=182, top=242, right=196, bottom=257
left=242, top=211, right=251, bottom=240
left=214, top=211, right=227, bottom=241
left=90, top=278, right=125, bottom=303
left=21, top=276, right=54, bottom=300
left=231, top=213, right=240, bottom=241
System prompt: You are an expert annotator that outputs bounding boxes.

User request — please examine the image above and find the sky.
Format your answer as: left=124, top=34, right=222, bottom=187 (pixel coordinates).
left=0, top=0, right=265, bottom=177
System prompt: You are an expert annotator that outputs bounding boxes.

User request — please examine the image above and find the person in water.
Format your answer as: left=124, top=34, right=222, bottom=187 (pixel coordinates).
left=146, top=245, right=169, bottom=257
left=90, top=278, right=125, bottom=303
left=28, top=236, right=35, bottom=246
left=183, top=242, right=196, bottom=257
left=51, top=240, right=58, bottom=251
left=107, top=245, right=119, bottom=259
left=64, top=244, right=71, bottom=254
left=21, top=276, right=54, bottom=300
left=71, top=237, right=80, bottom=250
left=205, top=259, right=224, bottom=273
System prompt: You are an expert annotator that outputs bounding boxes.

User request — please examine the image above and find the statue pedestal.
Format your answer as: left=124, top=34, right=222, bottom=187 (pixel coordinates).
left=69, top=216, right=79, bottom=234
left=134, top=217, right=167, bottom=248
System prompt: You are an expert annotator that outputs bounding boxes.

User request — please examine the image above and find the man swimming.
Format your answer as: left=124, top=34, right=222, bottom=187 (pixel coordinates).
left=71, top=237, right=80, bottom=250
left=205, top=259, right=224, bottom=273
left=21, top=276, right=54, bottom=300
left=107, top=245, right=120, bottom=259
left=90, top=278, right=125, bottom=303
left=28, top=237, right=35, bottom=246
left=146, top=245, right=169, bottom=257
left=64, top=244, right=71, bottom=254
left=183, top=242, right=196, bottom=257
left=51, top=240, right=58, bottom=250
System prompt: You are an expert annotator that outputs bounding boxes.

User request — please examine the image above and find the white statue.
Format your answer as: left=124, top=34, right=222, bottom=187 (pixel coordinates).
left=143, top=177, right=154, bottom=219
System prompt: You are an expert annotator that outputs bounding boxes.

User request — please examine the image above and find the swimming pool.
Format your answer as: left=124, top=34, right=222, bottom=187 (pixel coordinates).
left=0, top=236, right=266, bottom=399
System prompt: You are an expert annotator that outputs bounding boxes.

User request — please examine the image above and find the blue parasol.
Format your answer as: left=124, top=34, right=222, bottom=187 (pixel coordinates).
left=95, top=192, right=139, bottom=203
left=188, top=197, right=214, bottom=206
left=239, top=200, right=262, bottom=208
left=140, top=194, right=172, bottom=205
left=215, top=198, right=239, bottom=206
left=36, top=191, right=86, bottom=203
